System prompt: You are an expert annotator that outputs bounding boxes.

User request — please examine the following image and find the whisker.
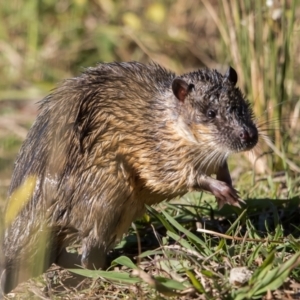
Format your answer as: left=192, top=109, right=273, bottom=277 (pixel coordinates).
left=255, top=101, right=288, bottom=119
left=202, top=150, right=219, bottom=173
left=259, top=134, right=273, bottom=145
left=196, top=148, right=215, bottom=168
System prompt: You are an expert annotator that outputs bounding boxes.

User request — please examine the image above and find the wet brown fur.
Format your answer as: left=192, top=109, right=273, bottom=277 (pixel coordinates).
left=2, top=62, right=258, bottom=293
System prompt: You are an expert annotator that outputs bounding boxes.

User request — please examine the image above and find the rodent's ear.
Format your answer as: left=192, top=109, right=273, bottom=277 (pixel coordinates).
left=224, top=66, right=238, bottom=86
left=172, top=78, right=194, bottom=102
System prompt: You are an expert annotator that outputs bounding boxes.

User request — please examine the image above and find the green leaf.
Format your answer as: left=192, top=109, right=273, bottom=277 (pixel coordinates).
left=232, top=252, right=300, bottom=299
left=186, top=270, right=205, bottom=293
left=224, top=209, right=247, bottom=235
left=146, top=205, right=177, bottom=233
left=111, top=256, right=137, bottom=269
left=138, top=249, right=164, bottom=258
left=161, top=210, right=210, bottom=252
left=254, top=252, right=300, bottom=295
left=167, top=230, right=197, bottom=252
left=68, top=269, right=141, bottom=284
left=201, top=269, right=216, bottom=278
left=155, top=276, right=187, bottom=290
left=252, top=251, right=275, bottom=279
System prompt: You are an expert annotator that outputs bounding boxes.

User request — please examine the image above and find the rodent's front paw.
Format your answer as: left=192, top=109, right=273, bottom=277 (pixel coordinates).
left=208, top=180, right=244, bottom=209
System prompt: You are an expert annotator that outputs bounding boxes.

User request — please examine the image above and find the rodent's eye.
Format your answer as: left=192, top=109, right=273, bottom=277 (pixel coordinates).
left=207, top=110, right=216, bottom=119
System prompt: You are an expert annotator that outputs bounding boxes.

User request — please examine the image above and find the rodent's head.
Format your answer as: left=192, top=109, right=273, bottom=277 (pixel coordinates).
left=172, top=67, right=258, bottom=154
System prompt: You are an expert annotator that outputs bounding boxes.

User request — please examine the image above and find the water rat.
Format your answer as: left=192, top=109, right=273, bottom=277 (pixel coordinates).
left=2, top=62, right=258, bottom=293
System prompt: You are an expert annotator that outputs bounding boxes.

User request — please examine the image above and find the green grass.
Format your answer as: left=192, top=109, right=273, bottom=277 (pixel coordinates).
left=6, top=189, right=300, bottom=299
left=1, top=0, right=300, bottom=299
left=4, top=167, right=300, bottom=299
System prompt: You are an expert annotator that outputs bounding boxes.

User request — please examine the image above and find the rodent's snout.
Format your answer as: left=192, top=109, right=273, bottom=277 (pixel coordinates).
left=239, top=126, right=258, bottom=149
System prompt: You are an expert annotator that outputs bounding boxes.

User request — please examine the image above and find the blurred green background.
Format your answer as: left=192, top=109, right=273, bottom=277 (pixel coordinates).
left=0, top=0, right=299, bottom=207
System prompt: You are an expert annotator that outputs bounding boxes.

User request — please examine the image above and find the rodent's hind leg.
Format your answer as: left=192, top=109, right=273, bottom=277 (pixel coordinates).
left=55, top=247, right=83, bottom=269
left=55, top=237, right=107, bottom=270
left=81, top=238, right=107, bottom=270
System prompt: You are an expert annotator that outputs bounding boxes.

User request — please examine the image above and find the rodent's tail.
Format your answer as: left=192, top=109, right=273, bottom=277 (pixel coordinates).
left=0, top=219, right=5, bottom=298
left=1, top=263, right=20, bottom=295
left=0, top=252, right=27, bottom=295
left=1, top=248, right=55, bottom=294
left=0, top=257, right=6, bottom=298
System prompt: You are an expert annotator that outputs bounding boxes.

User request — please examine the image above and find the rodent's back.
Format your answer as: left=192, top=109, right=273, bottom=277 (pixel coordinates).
left=8, top=62, right=175, bottom=193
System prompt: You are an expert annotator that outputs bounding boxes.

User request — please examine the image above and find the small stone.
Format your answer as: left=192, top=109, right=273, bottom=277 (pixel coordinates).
left=229, top=267, right=252, bottom=286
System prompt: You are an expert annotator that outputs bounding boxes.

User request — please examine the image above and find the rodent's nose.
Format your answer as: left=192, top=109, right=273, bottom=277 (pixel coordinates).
left=239, top=127, right=258, bottom=143
left=239, top=129, right=249, bottom=141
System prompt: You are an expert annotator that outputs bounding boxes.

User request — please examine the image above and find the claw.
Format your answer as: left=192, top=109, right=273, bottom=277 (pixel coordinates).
left=231, top=200, right=242, bottom=208
left=238, top=198, right=246, bottom=205
left=217, top=199, right=225, bottom=210
left=198, top=175, right=246, bottom=209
